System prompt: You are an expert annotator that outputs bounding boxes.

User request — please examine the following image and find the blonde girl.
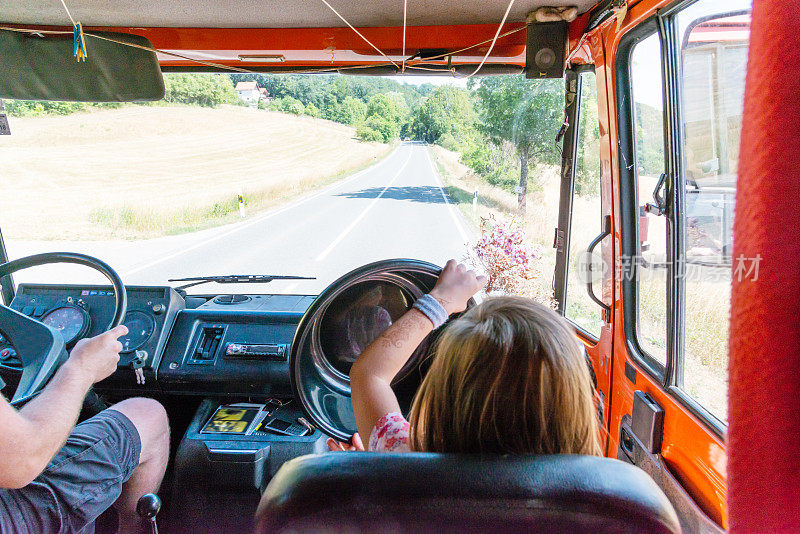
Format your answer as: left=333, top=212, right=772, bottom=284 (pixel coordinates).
left=328, top=259, right=600, bottom=456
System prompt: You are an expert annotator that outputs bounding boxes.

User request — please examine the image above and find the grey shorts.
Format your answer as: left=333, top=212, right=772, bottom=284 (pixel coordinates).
left=0, top=409, right=142, bottom=534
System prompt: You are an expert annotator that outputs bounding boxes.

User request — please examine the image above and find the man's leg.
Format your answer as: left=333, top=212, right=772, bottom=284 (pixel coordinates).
left=0, top=397, right=170, bottom=534
left=108, top=398, right=170, bottom=534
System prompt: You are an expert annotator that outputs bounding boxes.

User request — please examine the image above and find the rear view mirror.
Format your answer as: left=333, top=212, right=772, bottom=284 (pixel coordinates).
left=0, top=29, right=165, bottom=102
left=682, top=11, right=750, bottom=50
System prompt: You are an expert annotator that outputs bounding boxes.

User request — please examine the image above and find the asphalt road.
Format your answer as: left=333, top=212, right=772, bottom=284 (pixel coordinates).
left=6, top=143, right=473, bottom=296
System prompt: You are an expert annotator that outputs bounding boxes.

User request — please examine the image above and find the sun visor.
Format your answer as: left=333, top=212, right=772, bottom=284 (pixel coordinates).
left=0, top=30, right=165, bottom=102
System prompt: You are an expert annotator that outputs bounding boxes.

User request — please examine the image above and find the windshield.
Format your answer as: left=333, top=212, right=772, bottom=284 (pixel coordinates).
left=0, top=73, right=564, bottom=298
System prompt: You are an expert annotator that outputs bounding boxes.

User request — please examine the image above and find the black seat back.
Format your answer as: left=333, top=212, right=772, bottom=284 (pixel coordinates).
left=257, top=453, right=681, bottom=533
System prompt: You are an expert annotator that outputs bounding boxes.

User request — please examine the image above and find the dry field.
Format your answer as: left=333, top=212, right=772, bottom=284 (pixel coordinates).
left=0, top=105, right=389, bottom=240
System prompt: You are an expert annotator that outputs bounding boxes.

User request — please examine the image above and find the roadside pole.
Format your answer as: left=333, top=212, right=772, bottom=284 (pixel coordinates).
left=238, top=188, right=246, bottom=218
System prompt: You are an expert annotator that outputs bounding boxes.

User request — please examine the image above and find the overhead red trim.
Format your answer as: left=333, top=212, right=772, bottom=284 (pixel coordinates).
left=5, top=23, right=527, bottom=68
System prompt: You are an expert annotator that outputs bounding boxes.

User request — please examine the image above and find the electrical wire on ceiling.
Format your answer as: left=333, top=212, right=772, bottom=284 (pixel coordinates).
left=458, top=0, right=516, bottom=78
left=401, top=0, right=407, bottom=73
left=317, top=0, right=399, bottom=68
left=57, top=0, right=76, bottom=26
left=404, top=25, right=525, bottom=67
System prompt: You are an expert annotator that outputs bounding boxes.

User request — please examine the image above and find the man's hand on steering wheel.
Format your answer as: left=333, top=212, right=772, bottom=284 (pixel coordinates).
left=62, top=325, right=129, bottom=387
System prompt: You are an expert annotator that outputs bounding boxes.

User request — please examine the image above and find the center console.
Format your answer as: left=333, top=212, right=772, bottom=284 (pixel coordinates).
left=171, top=398, right=327, bottom=532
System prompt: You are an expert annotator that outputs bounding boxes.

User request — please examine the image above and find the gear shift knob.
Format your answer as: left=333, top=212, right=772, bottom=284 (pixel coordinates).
left=136, top=493, right=161, bottom=518
left=136, top=493, right=161, bottom=533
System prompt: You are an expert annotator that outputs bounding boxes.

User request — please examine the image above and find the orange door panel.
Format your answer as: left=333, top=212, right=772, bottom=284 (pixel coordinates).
left=590, top=0, right=728, bottom=529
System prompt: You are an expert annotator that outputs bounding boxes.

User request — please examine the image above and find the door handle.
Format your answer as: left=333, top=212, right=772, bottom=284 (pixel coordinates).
left=586, top=215, right=611, bottom=322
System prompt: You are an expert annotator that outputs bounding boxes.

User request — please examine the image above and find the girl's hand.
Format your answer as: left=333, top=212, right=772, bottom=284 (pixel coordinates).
left=326, top=432, right=365, bottom=452
left=429, top=259, right=486, bottom=315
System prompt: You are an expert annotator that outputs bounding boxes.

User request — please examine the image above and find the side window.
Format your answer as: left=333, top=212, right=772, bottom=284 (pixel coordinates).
left=677, top=0, right=751, bottom=422
left=564, top=71, right=603, bottom=337
left=630, top=33, right=668, bottom=366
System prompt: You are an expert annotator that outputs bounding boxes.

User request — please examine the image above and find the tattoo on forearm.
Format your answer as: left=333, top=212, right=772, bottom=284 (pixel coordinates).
left=379, top=311, right=430, bottom=349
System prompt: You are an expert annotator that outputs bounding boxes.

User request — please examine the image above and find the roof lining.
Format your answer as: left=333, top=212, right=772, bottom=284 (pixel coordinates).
left=0, top=0, right=597, bottom=29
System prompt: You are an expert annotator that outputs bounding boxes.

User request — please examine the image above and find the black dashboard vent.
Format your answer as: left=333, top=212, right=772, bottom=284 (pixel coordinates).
left=193, top=325, right=225, bottom=362
left=213, top=294, right=250, bottom=305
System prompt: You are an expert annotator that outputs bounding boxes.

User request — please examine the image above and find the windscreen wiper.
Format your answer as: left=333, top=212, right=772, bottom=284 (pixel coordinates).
left=168, top=274, right=315, bottom=291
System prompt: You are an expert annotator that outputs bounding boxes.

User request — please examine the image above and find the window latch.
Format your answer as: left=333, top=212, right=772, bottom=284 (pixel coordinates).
left=555, top=116, right=569, bottom=143
left=644, top=173, right=668, bottom=216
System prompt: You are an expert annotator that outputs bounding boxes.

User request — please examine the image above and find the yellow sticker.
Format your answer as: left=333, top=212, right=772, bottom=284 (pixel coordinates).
left=213, top=409, right=246, bottom=421
left=201, top=406, right=259, bottom=433
left=206, top=420, right=248, bottom=433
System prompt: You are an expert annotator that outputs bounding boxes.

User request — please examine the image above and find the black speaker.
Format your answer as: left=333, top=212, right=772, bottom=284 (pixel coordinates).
left=525, top=21, right=568, bottom=79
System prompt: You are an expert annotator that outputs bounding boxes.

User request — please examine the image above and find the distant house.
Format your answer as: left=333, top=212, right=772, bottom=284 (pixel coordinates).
left=235, top=81, right=268, bottom=106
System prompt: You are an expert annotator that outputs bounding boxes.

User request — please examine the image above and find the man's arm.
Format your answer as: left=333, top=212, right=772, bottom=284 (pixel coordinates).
left=350, top=260, right=484, bottom=443
left=0, top=325, right=127, bottom=488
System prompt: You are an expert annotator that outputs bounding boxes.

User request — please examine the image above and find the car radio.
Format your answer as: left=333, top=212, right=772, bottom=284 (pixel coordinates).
left=225, top=343, right=287, bottom=361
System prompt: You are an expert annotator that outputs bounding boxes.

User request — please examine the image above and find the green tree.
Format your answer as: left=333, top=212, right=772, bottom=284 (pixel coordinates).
left=362, top=115, right=398, bottom=142
left=304, top=103, right=320, bottom=118
left=274, top=96, right=305, bottom=115
left=576, top=80, right=601, bottom=196
left=339, top=96, right=367, bottom=125
left=366, top=92, right=410, bottom=125
left=359, top=92, right=410, bottom=142
left=634, top=102, right=665, bottom=176
left=5, top=100, right=127, bottom=117
left=163, top=74, right=236, bottom=107
left=411, top=86, right=475, bottom=145
left=471, top=76, right=564, bottom=212
left=356, top=123, right=384, bottom=142
left=227, top=74, right=428, bottom=128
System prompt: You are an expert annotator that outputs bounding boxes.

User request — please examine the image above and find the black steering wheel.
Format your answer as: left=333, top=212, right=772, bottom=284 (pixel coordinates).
left=290, top=259, right=474, bottom=441
left=0, top=252, right=127, bottom=406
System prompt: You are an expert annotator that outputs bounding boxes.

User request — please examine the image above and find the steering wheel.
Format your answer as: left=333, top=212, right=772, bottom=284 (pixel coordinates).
left=0, top=252, right=127, bottom=406
left=290, top=259, right=474, bottom=441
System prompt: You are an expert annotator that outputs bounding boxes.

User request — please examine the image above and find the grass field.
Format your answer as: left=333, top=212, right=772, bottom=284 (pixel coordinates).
left=0, top=105, right=389, bottom=240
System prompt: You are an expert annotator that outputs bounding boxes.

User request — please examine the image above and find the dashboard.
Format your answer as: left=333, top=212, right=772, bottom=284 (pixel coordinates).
left=156, top=294, right=315, bottom=396
left=0, top=283, right=315, bottom=398
left=1, top=284, right=181, bottom=372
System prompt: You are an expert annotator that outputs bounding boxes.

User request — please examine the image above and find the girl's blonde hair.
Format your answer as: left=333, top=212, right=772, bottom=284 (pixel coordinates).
left=408, top=295, right=601, bottom=456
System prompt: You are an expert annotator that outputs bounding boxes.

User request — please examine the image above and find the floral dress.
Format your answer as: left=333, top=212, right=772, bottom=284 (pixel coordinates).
left=368, top=412, right=411, bottom=453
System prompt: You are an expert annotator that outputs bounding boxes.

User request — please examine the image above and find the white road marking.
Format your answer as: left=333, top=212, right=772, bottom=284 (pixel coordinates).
left=315, top=152, right=413, bottom=262
left=121, top=146, right=401, bottom=277
left=425, top=149, right=473, bottom=245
